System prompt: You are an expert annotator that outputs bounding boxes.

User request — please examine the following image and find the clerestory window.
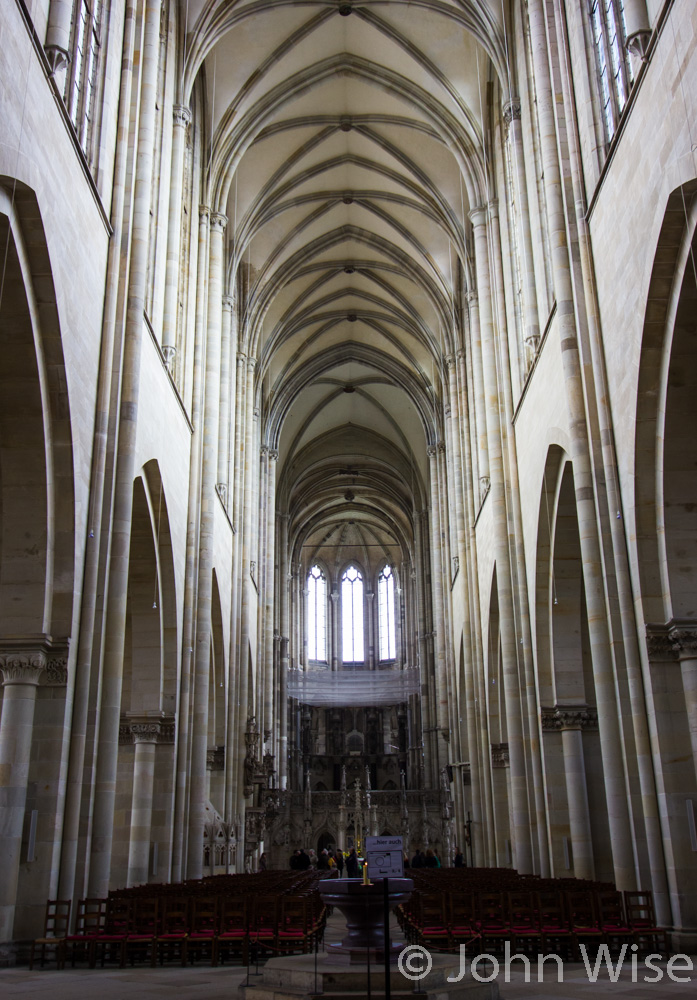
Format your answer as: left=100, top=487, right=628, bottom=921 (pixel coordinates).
left=307, top=564, right=327, bottom=662
left=589, top=0, right=633, bottom=141
left=64, top=0, right=103, bottom=160
left=341, top=565, right=364, bottom=664
left=378, top=565, right=396, bottom=661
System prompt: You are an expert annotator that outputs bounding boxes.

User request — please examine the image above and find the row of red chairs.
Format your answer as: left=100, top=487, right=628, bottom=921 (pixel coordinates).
left=30, top=888, right=326, bottom=969
left=397, top=888, right=669, bottom=958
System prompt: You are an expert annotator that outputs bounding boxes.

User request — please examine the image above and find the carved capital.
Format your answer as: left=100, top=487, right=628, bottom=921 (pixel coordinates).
left=173, top=105, right=192, bottom=129
left=445, top=354, right=455, bottom=370
left=45, top=45, right=70, bottom=76
left=260, top=445, right=269, bottom=459
left=669, top=622, right=697, bottom=660
left=427, top=445, right=438, bottom=459
left=268, top=449, right=279, bottom=462
left=645, top=623, right=675, bottom=660
left=247, top=357, right=258, bottom=371
left=237, top=352, right=247, bottom=367
left=503, top=97, right=522, bottom=130
left=541, top=705, right=599, bottom=731
left=491, top=742, right=509, bottom=767
left=207, top=745, right=225, bottom=771
left=468, top=205, right=487, bottom=228
left=456, top=348, right=465, bottom=363
left=0, top=636, right=69, bottom=687
left=222, top=294, right=234, bottom=311
left=0, top=658, right=44, bottom=686
left=131, top=723, right=162, bottom=744
left=199, top=205, right=211, bottom=225
left=210, top=212, right=228, bottom=233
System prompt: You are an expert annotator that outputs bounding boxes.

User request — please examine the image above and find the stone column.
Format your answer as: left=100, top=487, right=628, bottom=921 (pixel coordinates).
left=669, top=624, right=697, bottom=782
left=44, top=0, right=73, bottom=74
left=225, top=353, right=248, bottom=820
left=503, top=97, right=540, bottom=360
left=187, top=209, right=227, bottom=877
left=528, top=0, right=636, bottom=888
left=466, top=292, right=490, bottom=500
left=126, top=719, right=163, bottom=886
left=0, top=644, right=47, bottom=942
left=57, top=0, right=139, bottom=903
left=366, top=590, right=375, bottom=669
left=624, top=0, right=651, bottom=61
left=278, top=513, right=290, bottom=789
left=428, top=443, right=450, bottom=774
left=544, top=706, right=597, bottom=880
left=171, top=204, right=210, bottom=882
left=162, top=105, right=192, bottom=367
left=469, top=204, right=532, bottom=873
left=217, top=295, right=234, bottom=498
left=88, top=0, right=162, bottom=899
left=330, top=588, right=339, bottom=671
left=235, top=358, right=258, bottom=811
left=262, top=451, right=278, bottom=741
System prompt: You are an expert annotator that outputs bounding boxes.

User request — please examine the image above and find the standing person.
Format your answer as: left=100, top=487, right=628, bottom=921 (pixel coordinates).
left=454, top=847, right=464, bottom=868
left=346, top=848, right=359, bottom=878
left=317, top=848, right=330, bottom=870
left=335, top=850, right=344, bottom=875
left=424, top=848, right=438, bottom=868
left=259, top=851, right=267, bottom=871
left=411, top=849, right=423, bottom=868
left=290, top=850, right=301, bottom=870
left=297, top=848, right=311, bottom=870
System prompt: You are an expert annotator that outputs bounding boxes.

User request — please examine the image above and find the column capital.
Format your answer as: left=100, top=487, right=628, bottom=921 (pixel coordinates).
left=122, top=714, right=175, bottom=744
left=268, top=449, right=279, bottom=462
left=669, top=621, right=697, bottom=660
left=173, top=104, right=192, bottom=128
left=237, top=352, right=247, bottom=367
left=468, top=205, right=488, bottom=227
left=502, top=97, right=521, bottom=130
left=260, top=445, right=269, bottom=458
left=490, top=742, right=510, bottom=768
left=222, top=294, right=234, bottom=311
left=0, top=636, right=68, bottom=687
left=466, top=290, right=478, bottom=306
left=444, top=354, right=456, bottom=370
left=426, top=444, right=438, bottom=459
left=541, top=705, right=599, bottom=731
left=247, top=357, right=258, bottom=371
left=456, top=348, right=465, bottom=363
left=210, top=212, right=228, bottom=233
left=199, top=205, right=211, bottom=224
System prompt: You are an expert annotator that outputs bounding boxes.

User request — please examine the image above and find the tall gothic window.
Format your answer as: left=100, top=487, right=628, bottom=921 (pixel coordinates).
left=65, top=0, right=103, bottom=158
left=589, top=0, right=632, bottom=141
left=378, top=565, right=396, bottom=661
left=307, top=565, right=327, bottom=662
left=341, top=565, right=364, bottom=664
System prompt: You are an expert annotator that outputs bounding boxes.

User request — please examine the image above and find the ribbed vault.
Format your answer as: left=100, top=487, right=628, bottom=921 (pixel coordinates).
left=185, top=0, right=506, bottom=590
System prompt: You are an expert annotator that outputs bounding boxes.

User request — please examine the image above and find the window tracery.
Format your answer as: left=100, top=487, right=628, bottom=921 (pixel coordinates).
left=378, top=565, right=396, bottom=662
left=589, top=0, right=633, bottom=141
left=341, top=565, right=364, bottom=664
left=307, top=564, right=327, bottom=662
left=64, top=0, right=103, bottom=160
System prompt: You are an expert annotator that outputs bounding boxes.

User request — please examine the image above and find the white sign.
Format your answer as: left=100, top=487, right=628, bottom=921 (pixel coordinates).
left=365, top=835, right=404, bottom=878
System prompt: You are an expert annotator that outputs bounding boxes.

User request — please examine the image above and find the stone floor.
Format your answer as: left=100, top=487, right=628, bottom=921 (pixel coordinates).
left=1, top=911, right=693, bottom=999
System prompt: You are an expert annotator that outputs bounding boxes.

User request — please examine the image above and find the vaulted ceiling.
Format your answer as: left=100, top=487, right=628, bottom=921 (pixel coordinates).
left=183, top=0, right=510, bottom=572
